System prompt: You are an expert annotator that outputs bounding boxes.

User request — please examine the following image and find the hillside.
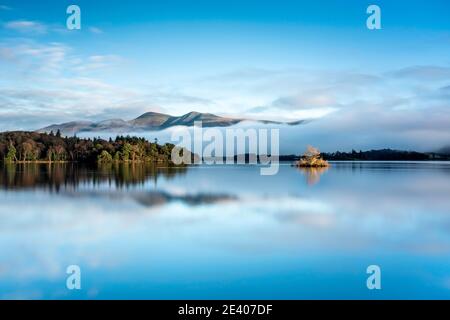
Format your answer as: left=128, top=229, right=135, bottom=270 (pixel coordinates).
left=38, top=111, right=284, bottom=135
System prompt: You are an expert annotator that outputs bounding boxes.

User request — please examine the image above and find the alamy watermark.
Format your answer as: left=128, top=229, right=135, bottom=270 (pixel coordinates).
left=366, top=5, right=381, bottom=30
left=66, top=264, right=81, bottom=290
left=66, top=4, right=381, bottom=31
left=366, top=265, right=382, bottom=290
left=170, top=121, right=280, bottom=175
left=66, top=5, right=81, bottom=30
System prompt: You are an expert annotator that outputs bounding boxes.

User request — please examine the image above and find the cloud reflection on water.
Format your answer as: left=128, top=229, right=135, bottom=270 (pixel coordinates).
left=1, top=162, right=450, bottom=298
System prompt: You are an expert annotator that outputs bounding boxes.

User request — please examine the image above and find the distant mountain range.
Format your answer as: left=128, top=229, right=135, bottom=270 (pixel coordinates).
left=38, top=111, right=304, bottom=135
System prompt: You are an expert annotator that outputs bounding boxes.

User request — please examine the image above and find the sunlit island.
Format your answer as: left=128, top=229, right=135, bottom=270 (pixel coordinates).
left=295, top=145, right=330, bottom=168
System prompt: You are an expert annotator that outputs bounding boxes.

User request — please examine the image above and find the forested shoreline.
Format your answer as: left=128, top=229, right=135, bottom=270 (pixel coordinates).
left=280, top=149, right=450, bottom=162
left=0, top=131, right=186, bottom=164
left=1, top=131, right=449, bottom=164
left=322, top=149, right=450, bottom=161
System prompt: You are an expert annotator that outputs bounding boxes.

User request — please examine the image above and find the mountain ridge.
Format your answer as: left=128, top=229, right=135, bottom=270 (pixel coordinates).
left=38, top=111, right=303, bottom=135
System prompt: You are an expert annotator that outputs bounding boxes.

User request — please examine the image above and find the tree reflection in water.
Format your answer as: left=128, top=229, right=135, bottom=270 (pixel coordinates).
left=298, top=166, right=329, bottom=185
left=0, top=163, right=188, bottom=191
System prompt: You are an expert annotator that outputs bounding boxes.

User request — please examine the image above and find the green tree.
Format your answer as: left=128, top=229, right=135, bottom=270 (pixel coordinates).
left=5, top=145, right=17, bottom=163
left=113, top=151, right=121, bottom=162
left=121, top=143, right=132, bottom=161
left=97, top=150, right=113, bottom=163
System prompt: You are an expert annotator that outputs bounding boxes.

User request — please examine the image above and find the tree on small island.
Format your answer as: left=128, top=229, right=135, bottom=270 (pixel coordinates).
left=295, top=145, right=329, bottom=168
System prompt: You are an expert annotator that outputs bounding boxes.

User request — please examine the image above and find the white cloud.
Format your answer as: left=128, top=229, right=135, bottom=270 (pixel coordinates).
left=89, top=27, right=103, bottom=34
left=0, top=41, right=127, bottom=78
left=72, top=54, right=122, bottom=73
left=389, top=65, right=450, bottom=81
left=0, top=41, right=70, bottom=76
left=0, top=35, right=449, bottom=151
left=4, top=20, right=47, bottom=34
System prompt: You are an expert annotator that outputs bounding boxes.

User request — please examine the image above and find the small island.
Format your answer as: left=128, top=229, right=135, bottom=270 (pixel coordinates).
left=295, top=145, right=330, bottom=168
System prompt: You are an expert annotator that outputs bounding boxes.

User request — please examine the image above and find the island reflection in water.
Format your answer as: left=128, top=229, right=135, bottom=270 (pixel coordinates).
left=298, top=166, right=329, bottom=185
left=1, top=162, right=450, bottom=299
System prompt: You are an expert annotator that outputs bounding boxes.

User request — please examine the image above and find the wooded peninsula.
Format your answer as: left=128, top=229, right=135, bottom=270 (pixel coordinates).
left=0, top=131, right=184, bottom=164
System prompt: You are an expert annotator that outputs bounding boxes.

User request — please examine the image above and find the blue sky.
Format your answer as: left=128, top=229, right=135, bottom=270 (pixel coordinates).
left=0, top=0, right=449, bottom=150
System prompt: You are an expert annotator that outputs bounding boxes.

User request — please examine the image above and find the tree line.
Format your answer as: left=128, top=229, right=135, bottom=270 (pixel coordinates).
left=321, top=149, right=439, bottom=161
left=0, top=130, right=187, bottom=164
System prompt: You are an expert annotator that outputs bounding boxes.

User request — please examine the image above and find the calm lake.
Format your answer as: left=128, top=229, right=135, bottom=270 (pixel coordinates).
left=1, top=161, right=450, bottom=299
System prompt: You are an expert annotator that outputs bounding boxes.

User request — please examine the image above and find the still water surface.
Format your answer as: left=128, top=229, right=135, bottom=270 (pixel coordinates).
left=1, top=162, right=450, bottom=299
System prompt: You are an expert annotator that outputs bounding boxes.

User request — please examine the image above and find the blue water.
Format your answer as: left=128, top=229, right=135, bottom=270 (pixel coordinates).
left=1, top=162, right=450, bottom=299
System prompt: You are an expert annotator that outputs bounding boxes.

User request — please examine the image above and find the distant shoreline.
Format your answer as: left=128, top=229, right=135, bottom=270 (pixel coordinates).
left=3, top=158, right=450, bottom=166
left=3, top=159, right=173, bottom=164
left=2, top=131, right=450, bottom=164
